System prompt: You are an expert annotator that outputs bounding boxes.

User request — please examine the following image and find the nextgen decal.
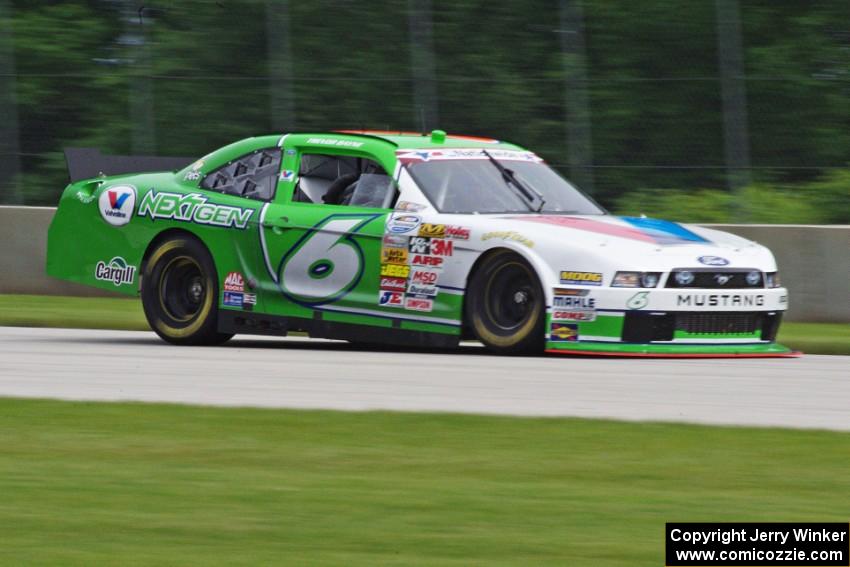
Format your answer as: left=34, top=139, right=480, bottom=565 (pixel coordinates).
left=138, top=191, right=254, bottom=229
left=678, top=294, right=765, bottom=307
left=94, top=256, right=136, bottom=286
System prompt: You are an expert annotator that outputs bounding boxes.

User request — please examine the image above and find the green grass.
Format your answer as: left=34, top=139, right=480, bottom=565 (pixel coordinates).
left=0, top=294, right=847, bottom=354
left=0, top=399, right=848, bottom=566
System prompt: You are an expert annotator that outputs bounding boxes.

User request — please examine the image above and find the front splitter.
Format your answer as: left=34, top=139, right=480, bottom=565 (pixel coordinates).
left=545, top=342, right=800, bottom=358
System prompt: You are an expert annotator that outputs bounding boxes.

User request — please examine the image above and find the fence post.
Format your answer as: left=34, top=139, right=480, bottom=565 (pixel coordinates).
left=716, top=0, right=752, bottom=221
left=266, top=0, right=296, bottom=132
left=0, top=0, right=22, bottom=204
left=408, top=0, right=439, bottom=132
left=559, top=0, right=594, bottom=195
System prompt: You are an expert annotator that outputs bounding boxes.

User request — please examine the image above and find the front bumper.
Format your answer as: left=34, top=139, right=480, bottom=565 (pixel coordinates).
left=545, top=286, right=796, bottom=358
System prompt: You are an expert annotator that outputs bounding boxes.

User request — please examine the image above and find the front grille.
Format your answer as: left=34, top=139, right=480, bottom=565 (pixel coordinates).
left=675, top=312, right=760, bottom=334
left=622, top=311, right=782, bottom=342
left=666, top=269, right=763, bottom=289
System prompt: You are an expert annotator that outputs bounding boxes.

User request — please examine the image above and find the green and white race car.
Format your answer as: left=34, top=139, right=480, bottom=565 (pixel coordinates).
left=47, top=130, right=794, bottom=357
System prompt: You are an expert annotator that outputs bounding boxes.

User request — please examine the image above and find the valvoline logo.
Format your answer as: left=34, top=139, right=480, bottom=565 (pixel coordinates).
left=98, top=185, right=136, bottom=227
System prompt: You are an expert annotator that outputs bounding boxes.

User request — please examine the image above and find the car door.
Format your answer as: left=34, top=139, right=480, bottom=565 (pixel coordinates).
left=257, top=137, right=398, bottom=328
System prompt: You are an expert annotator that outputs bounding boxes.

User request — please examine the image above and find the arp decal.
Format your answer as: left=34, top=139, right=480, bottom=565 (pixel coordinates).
left=411, top=255, right=443, bottom=268
left=138, top=191, right=254, bottom=229
left=277, top=214, right=380, bottom=306
left=99, top=185, right=136, bottom=227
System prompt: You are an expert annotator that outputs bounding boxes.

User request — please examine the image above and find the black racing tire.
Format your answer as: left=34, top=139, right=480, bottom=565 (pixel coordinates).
left=141, top=236, right=233, bottom=346
left=465, top=250, right=545, bottom=355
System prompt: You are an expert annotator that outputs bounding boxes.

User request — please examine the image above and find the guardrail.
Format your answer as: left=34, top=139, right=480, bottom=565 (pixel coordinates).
left=1, top=206, right=847, bottom=322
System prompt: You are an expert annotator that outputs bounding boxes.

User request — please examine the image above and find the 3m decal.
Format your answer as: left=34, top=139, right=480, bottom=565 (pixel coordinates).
left=94, top=256, right=136, bottom=286
left=99, top=185, right=136, bottom=227
left=378, top=290, right=405, bottom=308
left=405, top=296, right=433, bottom=312
left=223, top=272, right=245, bottom=292
left=411, top=255, right=443, bottom=268
left=380, top=264, right=410, bottom=278
left=278, top=214, right=380, bottom=305
left=138, top=191, right=254, bottom=229
left=381, top=247, right=409, bottom=265
left=409, top=268, right=439, bottom=285
left=418, top=223, right=445, bottom=238
left=430, top=239, right=454, bottom=257
left=380, top=276, right=407, bottom=292
left=408, top=236, right=431, bottom=254
left=559, top=271, right=603, bottom=286
left=677, top=294, right=764, bottom=307
left=627, top=291, right=650, bottom=310
left=550, top=323, right=579, bottom=342
left=481, top=230, right=534, bottom=248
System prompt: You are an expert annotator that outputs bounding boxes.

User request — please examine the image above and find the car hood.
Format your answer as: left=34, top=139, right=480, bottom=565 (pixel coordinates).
left=476, top=214, right=776, bottom=271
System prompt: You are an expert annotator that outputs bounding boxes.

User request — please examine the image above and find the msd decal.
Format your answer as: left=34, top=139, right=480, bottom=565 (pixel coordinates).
left=409, top=268, right=439, bottom=285
left=98, top=185, right=136, bottom=227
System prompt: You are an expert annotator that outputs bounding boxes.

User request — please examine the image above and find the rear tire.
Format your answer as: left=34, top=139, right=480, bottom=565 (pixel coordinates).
left=141, top=237, right=233, bottom=346
left=466, top=250, right=545, bottom=354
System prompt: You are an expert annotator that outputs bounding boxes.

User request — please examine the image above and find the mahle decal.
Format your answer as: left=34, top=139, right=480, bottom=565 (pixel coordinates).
left=94, top=256, right=136, bottom=286
left=138, top=191, right=254, bottom=229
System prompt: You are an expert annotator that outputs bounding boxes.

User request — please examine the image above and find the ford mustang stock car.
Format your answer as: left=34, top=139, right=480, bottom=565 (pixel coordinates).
left=47, top=130, right=795, bottom=357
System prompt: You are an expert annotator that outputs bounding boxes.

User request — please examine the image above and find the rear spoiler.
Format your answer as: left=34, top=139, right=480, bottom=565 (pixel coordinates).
left=64, top=147, right=195, bottom=183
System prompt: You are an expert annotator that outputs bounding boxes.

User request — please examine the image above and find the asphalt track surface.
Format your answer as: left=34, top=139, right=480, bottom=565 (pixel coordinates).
left=0, top=326, right=847, bottom=431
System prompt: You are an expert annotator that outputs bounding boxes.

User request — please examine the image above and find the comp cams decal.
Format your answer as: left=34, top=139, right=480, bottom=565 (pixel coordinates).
left=94, top=256, right=136, bottom=286
left=138, top=191, right=255, bottom=229
left=98, top=185, right=136, bottom=227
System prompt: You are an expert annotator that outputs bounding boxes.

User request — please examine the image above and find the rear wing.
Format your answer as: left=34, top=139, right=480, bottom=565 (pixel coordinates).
left=64, top=147, right=195, bottom=183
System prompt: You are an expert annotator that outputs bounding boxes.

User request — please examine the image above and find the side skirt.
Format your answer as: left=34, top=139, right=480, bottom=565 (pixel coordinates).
left=217, top=310, right=460, bottom=349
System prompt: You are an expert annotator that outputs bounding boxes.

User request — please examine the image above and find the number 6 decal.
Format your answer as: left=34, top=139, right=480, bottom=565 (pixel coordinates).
left=278, top=214, right=380, bottom=305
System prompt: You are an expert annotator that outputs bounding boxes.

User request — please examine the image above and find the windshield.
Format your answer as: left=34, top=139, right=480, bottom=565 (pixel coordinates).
left=403, top=151, right=605, bottom=214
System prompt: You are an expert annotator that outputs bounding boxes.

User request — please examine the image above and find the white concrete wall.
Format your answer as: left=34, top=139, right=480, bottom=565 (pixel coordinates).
left=1, top=206, right=847, bottom=321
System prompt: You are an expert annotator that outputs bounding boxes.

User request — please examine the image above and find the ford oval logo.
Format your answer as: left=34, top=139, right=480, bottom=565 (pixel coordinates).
left=698, top=255, right=730, bottom=266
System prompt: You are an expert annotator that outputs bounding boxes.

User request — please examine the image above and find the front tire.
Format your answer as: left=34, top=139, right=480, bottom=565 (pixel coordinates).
left=466, top=250, right=545, bottom=354
left=141, top=237, right=233, bottom=346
